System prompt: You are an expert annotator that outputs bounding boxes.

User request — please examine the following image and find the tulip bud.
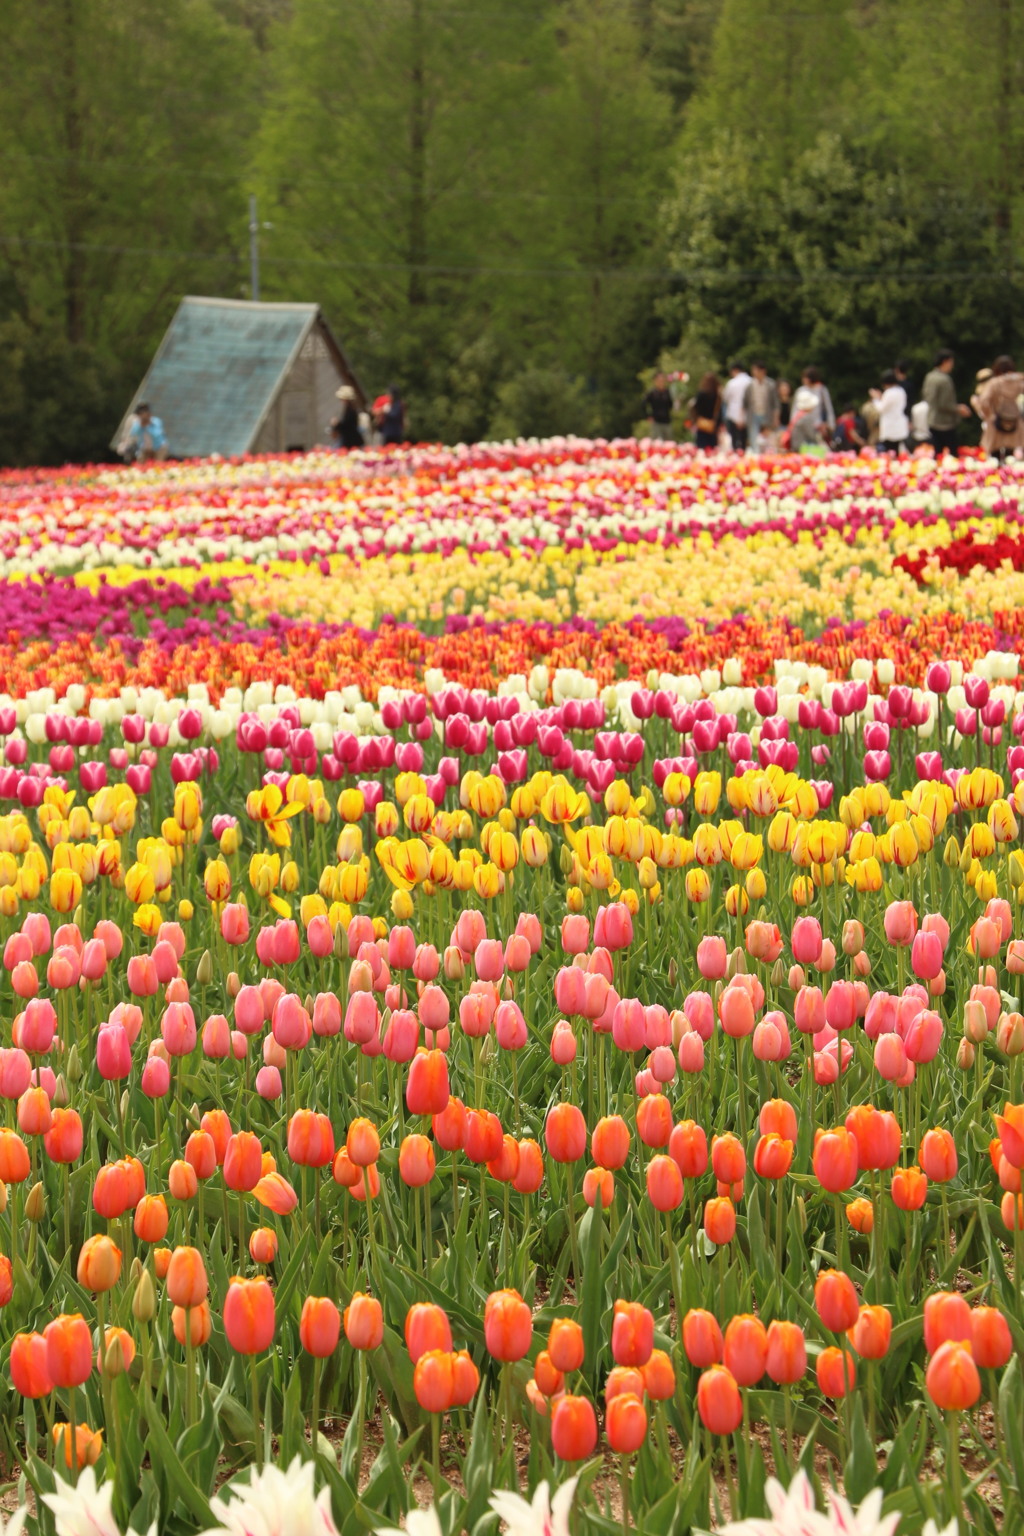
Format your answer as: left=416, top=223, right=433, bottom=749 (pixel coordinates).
left=333, top=922, right=347, bottom=959
left=668, top=958, right=677, bottom=987
left=0, top=1181, right=8, bottom=1215
left=943, top=836, right=960, bottom=868
left=956, top=1038, right=976, bottom=1071
left=479, top=1035, right=496, bottom=1067
left=103, top=1333, right=128, bottom=1379
left=795, top=1195, right=807, bottom=1235
left=52, top=1074, right=69, bottom=1109
left=130, top=1256, right=143, bottom=1283
left=133, top=1268, right=156, bottom=1323
left=25, top=1181, right=44, bottom=1222
left=196, top=950, right=213, bottom=986
left=443, top=947, right=464, bottom=981
left=726, top=947, right=745, bottom=981
left=771, top=959, right=787, bottom=990
left=66, top=1045, right=81, bottom=1083
left=559, top=844, right=575, bottom=877
left=226, top=971, right=241, bottom=998
left=997, top=1013, right=1024, bottom=1056
left=120, top=1090, right=130, bottom=1123
left=73, top=903, right=84, bottom=930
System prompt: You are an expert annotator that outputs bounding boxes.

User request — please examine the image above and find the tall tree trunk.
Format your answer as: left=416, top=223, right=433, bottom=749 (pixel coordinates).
left=996, top=0, right=1014, bottom=345
left=408, top=0, right=427, bottom=307
left=62, top=0, right=85, bottom=346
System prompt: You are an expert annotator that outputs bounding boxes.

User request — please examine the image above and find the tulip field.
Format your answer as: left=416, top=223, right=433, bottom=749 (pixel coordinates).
left=6, top=439, right=1024, bottom=1536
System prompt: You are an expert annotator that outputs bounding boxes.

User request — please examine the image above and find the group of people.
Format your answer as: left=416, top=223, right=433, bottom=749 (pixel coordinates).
left=329, top=385, right=405, bottom=450
left=647, top=353, right=1024, bottom=460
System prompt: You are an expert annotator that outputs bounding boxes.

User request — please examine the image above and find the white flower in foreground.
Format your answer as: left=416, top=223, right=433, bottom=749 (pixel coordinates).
left=44, top=1468, right=148, bottom=1536
left=720, top=1470, right=901, bottom=1536
left=201, top=1457, right=339, bottom=1536
left=489, top=1475, right=579, bottom=1536
left=923, top=1523, right=958, bottom=1536
left=375, top=1505, right=443, bottom=1536
left=827, top=1484, right=900, bottom=1536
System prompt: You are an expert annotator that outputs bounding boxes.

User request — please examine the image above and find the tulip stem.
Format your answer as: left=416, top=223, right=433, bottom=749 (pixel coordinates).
left=619, top=1455, right=630, bottom=1534
left=947, top=1410, right=961, bottom=1521
left=431, top=1410, right=442, bottom=1500
left=310, top=1357, right=321, bottom=1458
left=63, top=1164, right=71, bottom=1259
left=723, top=1435, right=738, bottom=1521
left=185, top=1307, right=195, bottom=1427
left=250, top=1354, right=262, bottom=1468
left=565, top=1161, right=579, bottom=1285
left=67, top=1384, right=78, bottom=1487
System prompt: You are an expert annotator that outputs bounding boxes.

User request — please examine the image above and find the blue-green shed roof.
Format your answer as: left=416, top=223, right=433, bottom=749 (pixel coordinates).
left=113, top=297, right=358, bottom=458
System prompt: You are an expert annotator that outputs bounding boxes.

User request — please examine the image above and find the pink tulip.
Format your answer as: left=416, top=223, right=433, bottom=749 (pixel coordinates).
left=202, top=1014, right=232, bottom=1059
left=683, top=990, right=714, bottom=1041
left=911, top=931, right=943, bottom=981
left=594, top=902, right=633, bottom=951
left=256, top=1065, right=283, bottom=1100
left=752, top=1013, right=790, bottom=1062
left=418, top=984, right=450, bottom=1032
left=874, top=1032, right=908, bottom=1081
left=96, top=1024, right=132, bottom=1081
left=719, top=985, right=755, bottom=1039
left=824, top=981, right=858, bottom=1033
left=551, top=1022, right=577, bottom=1064
left=495, top=1001, right=527, bottom=1051
left=474, top=939, right=504, bottom=982
left=0, top=1048, right=32, bottom=1100
left=678, top=1032, right=705, bottom=1073
left=20, top=999, right=56, bottom=1054
left=696, top=936, right=727, bottom=980
left=140, top=1056, right=171, bottom=1098
left=794, top=985, right=826, bottom=1035
left=344, top=992, right=379, bottom=1045
left=109, top=1002, right=143, bottom=1045
left=312, top=993, right=342, bottom=1038
left=161, top=1001, right=197, bottom=1057
left=306, top=915, right=334, bottom=959
left=21, top=914, right=51, bottom=957
left=554, top=965, right=587, bottom=1017
left=883, top=901, right=918, bottom=947
left=561, top=915, right=590, bottom=955
left=903, top=1008, right=943, bottom=1064
left=791, top=917, right=823, bottom=966
left=234, top=986, right=265, bottom=1036
left=504, top=934, right=531, bottom=973
left=94, top=920, right=123, bottom=960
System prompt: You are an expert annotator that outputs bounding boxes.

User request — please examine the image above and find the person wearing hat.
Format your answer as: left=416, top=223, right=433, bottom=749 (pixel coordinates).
left=330, top=384, right=364, bottom=450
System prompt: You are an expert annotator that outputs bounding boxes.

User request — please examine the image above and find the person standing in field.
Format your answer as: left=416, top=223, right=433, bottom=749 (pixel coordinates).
left=877, top=369, right=909, bottom=453
left=743, top=361, right=780, bottom=453
left=977, top=356, right=1024, bottom=462
left=721, top=361, right=752, bottom=451
left=691, top=373, right=721, bottom=452
left=644, top=372, right=675, bottom=441
left=922, top=350, right=971, bottom=455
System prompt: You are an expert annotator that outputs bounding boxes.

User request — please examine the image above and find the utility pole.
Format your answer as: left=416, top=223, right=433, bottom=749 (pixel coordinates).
left=249, top=194, right=260, bottom=302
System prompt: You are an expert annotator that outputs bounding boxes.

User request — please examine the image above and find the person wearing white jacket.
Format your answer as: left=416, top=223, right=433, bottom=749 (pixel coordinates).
left=878, top=369, right=909, bottom=452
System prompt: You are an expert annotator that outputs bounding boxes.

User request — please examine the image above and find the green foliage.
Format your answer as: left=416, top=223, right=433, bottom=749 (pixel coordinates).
left=3, top=0, right=1024, bottom=462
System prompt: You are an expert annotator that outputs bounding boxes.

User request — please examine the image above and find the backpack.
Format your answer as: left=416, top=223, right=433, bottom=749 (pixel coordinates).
left=995, top=394, right=1021, bottom=435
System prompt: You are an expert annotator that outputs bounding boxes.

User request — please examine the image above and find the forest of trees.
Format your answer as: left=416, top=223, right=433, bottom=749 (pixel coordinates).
left=1, top=0, right=1022, bottom=464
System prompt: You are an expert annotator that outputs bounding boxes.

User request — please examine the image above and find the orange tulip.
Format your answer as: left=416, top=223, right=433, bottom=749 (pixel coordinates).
left=846, top=1197, right=874, bottom=1234
left=432, top=1096, right=467, bottom=1152
left=765, top=1320, right=806, bottom=1384
left=249, top=1226, right=278, bottom=1264
left=534, top=1350, right=564, bottom=1398
left=696, top=1364, right=743, bottom=1433
left=847, top=1304, right=892, bottom=1360
left=133, top=1193, right=169, bottom=1244
left=641, top=1348, right=676, bottom=1400
left=301, top=1296, right=342, bottom=1357
left=545, top=1103, right=587, bottom=1163
left=165, top=1246, right=208, bottom=1309
left=172, top=1300, right=212, bottom=1347
left=844, top=1105, right=901, bottom=1171
left=759, top=1098, right=798, bottom=1143
left=512, top=1138, right=544, bottom=1194
left=926, top=1340, right=981, bottom=1410
left=92, top=1161, right=130, bottom=1220
left=184, top=1131, right=217, bottom=1180
left=451, top=1349, right=480, bottom=1407
left=97, top=1326, right=135, bottom=1376
left=646, top=1154, right=683, bottom=1211
left=971, top=1306, right=1012, bottom=1370
left=753, top=1133, right=793, bottom=1180
left=711, top=1133, right=745, bottom=1185
left=413, top=1348, right=455, bottom=1412
left=812, top=1127, right=859, bottom=1192
left=346, top=1117, right=380, bottom=1168
left=919, top=1128, right=958, bottom=1184
left=52, top=1421, right=103, bottom=1470
left=406, top=1050, right=450, bottom=1117
left=1001, top=1191, right=1024, bottom=1230
left=817, top=1346, right=856, bottom=1398
left=405, top=1303, right=452, bottom=1362
left=636, top=1095, right=672, bottom=1150
left=583, top=1166, right=614, bottom=1207
left=994, top=1103, right=1024, bottom=1168
left=683, top=1308, right=724, bottom=1367
left=43, top=1107, right=83, bottom=1165
left=704, top=1196, right=736, bottom=1246
left=76, top=1234, right=121, bottom=1293
left=343, top=1293, right=383, bottom=1351
left=44, top=1313, right=93, bottom=1387
left=18, top=1087, right=51, bottom=1137
left=252, top=1171, right=298, bottom=1215
left=815, top=1269, right=859, bottom=1333
left=0, top=1130, right=30, bottom=1185
left=168, top=1159, right=199, bottom=1201
left=484, top=1289, right=532, bottom=1361
left=604, top=1366, right=644, bottom=1403
left=591, top=1115, right=630, bottom=1171
left=332, top=1146, right=360, bottom=1187
left=287, top=1110, right=334, bottom=1169
left=669, top=1120, right=708, bottom=1178
left=548, top=1317, right=585, bottom=1373
left=223, top=1130, right=263, bottom=1191
left=612, top=1300, right=654, bottom=1367
left=10, top=1331, right=52, bottom=1398
left=606, top=1391, right=647, bottom=1454
left=223, top=1275, right=275, bottom=1354
left=487, top=1135, right=520, bottom=1184
left=200, top=1108, right=231, bottom=1163
left=891, top=1164, right=928, bottom=1211
left=924, top=1292, right=973, bottom=1354
left=399, top=1133, right=436, bottom=1187
left=550, top=1393, right=598, bottom=1460
left=723, top=1314, right=767, bottom=1386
